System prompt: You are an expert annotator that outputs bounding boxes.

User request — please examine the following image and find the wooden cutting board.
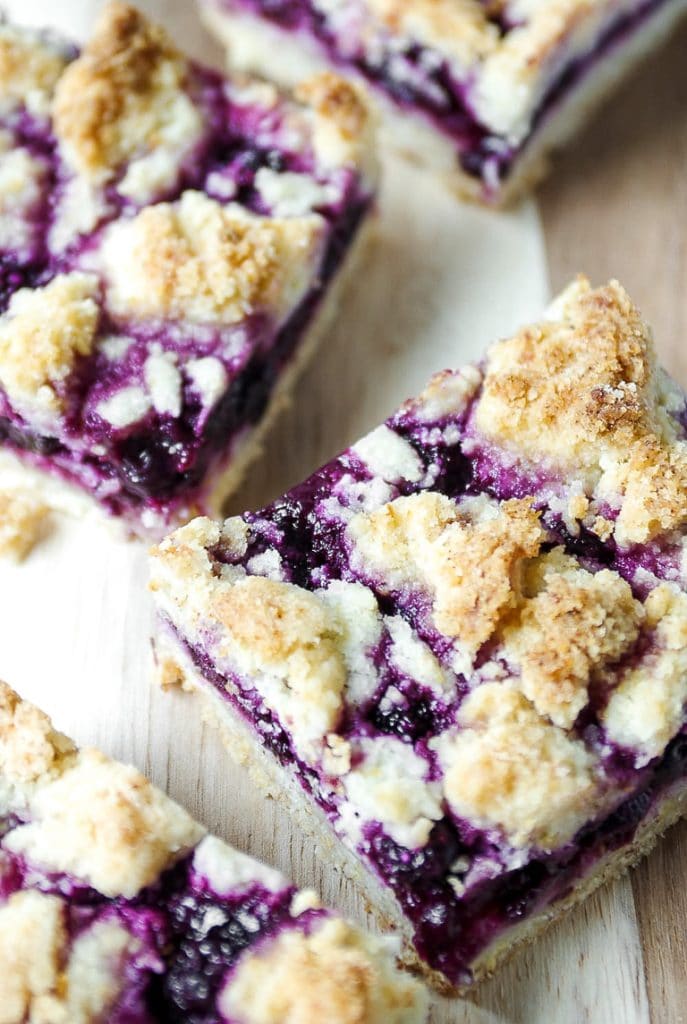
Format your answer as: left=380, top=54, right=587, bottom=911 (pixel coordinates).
left=0, top=4, right=685, bottom=1022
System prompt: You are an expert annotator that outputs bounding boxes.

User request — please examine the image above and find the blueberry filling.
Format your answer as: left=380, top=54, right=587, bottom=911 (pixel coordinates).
left=216, top=0, right=675, bottom=190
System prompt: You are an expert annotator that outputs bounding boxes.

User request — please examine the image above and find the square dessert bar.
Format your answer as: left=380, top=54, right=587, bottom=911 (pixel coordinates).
left=0, top=4, right=376, bottom=538
left=0, top=682, right=427, bottom=1023
left=202, top=0, right=687, bottom=204
left=151, top=277, right=687, bottom=992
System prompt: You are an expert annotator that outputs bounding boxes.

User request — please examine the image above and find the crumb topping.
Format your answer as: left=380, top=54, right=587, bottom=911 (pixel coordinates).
left=53, top=2, right=203, bottom=190
left=213, top=576, right=346, bottom=757
left=474, top=278, right=687, bottom=545
left=438, top=682, right=600, bottom=849
left=0, top=22, right=70, bottom=117
left=220, top=917, right=426, bottom=1024
left=343, top=736, right=443, bottom=848
left=4, top=748, right=204, bottom=898
left=0, top=681, right=75, bottom=814
left=402, top=365, right=483, bottom=424
left=352, top=425, right=424, bottom=484
left=504, top=549, right=643, bottom=728
left=366, top=0, right=497, bottom=68
left=193, top=834, right=286, bottom=896
left=0, top=490, right=49, bottom=561
left=0, top=273, right=100, bottom=419
left=0, top=890, right=65, bottom=1023
left=295, top=72, right=376, bottom=175
left=100, top=191, right=325, bottom=325
left=0, top=139, right=47, bottom=257
left=348, top=492, right=543, bottom=657
left=603, top=584, right=687, bottom=762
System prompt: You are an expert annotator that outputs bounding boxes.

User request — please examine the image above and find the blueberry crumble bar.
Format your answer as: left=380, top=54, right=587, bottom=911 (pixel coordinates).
left=0, top=681, right=427, bottom=1022
left=201, top=0, right=687, bottom=204
left=151, top=277, right=687, bottom=992
left=0, top=4, right=376, bottom=538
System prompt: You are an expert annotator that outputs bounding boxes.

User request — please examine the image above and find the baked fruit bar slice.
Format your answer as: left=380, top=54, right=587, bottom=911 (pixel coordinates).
left=151, top=277, right=687, bottom=992
left=0, top=682, right=427, bottom=1022
left=201, top=0, right=687, bottom=204
left=0, top=4, right=376, bottom=538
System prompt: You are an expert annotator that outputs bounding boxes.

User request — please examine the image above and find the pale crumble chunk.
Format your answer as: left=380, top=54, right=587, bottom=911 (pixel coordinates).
left=603, top=584, right=687, bottom=762
left=193, top=834, right=286, bottom=895
left=366, top=0, right=497, bottom=69
left=96, top=385, right=152, bottom=429
left=0, top=142, right=47, bottom=257
left=437, top=683, right=600, bottom=849
left=0, top=273, right=100, bottom=419
left=4, top=749, right=204, bottom=898
left=0, top=22, right=70, bottom=117
left=295, top=72, right=376, bottom=175
left=144, top=349, right=183, bottom=418
left=59, top=921, right=142, bottom=1024
left=186, top=356, right=228, bottom=410
left=404, top=365, right=483, bottom=424
left=320, top=580, right=383, bottom=706
left=100, top=191, right=325, bottom=326
left=386, top=614, right=449, bottom=695
left=0, top=490, right=49, bottom=561
left=0, top=681, right=75, bottom=814
left=212, top=575, right=347, bottom=757
left=348, top=492, right=543, bottom=657
left=473, top=278, right=687, bottom=546
left=352, top=425, right=424, bottom=483
left=53, top=2, right=204, bottom=193
left=220, top=917, right=426, bottom=1024
left=343, top=735, right=443, bottom=848
left=504, top=549, right=643, bottom=729
left=0, top=891, right=65, bottom=1024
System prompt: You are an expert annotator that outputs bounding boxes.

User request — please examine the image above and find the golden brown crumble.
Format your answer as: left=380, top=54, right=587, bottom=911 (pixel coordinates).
left=0, top=23, right=69, bottom=116
left=296, top=72, right=371, bottom=143
left=295, top=72, right=376, bottom=173
left=4, top=746, right=204, bottom=899
left=214, top=576, right=346, bottom=749
left=366, top=0, right=497, bottom=67
left=504, top=550, right=643, bottom=729
left=474, top=278, right=687, bottom=545
left=0, top=681, right=75, bottom=800
left=348, top=492, right=544, bottom=656
left=53, top=2, right=201, bottom=182
left=0, top=273, right=100, bottom=418
left=438, top=683, right=600, bottom=849
left=0, top=491, right=49, bottom=560
left=220, top=917, right=426, bottom=1024
left=101, top=191, right=325, bottom=325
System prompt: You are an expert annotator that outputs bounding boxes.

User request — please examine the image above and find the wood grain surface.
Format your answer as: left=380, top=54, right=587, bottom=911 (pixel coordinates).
left=0, top=4, right=685, bottom=1023
left=541, top=24, right=687, bottom=1024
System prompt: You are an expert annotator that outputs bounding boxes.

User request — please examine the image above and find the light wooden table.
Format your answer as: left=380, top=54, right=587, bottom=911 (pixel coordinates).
left=0, top=6, right=685, bottom=1023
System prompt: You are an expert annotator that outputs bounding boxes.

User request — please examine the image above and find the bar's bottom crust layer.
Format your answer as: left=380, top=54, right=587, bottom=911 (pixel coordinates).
left=203, top=1, right=686, bottom=206
left=0, top=216, right=376, bottom=542
left=159, top=635, right=687, bottom=996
